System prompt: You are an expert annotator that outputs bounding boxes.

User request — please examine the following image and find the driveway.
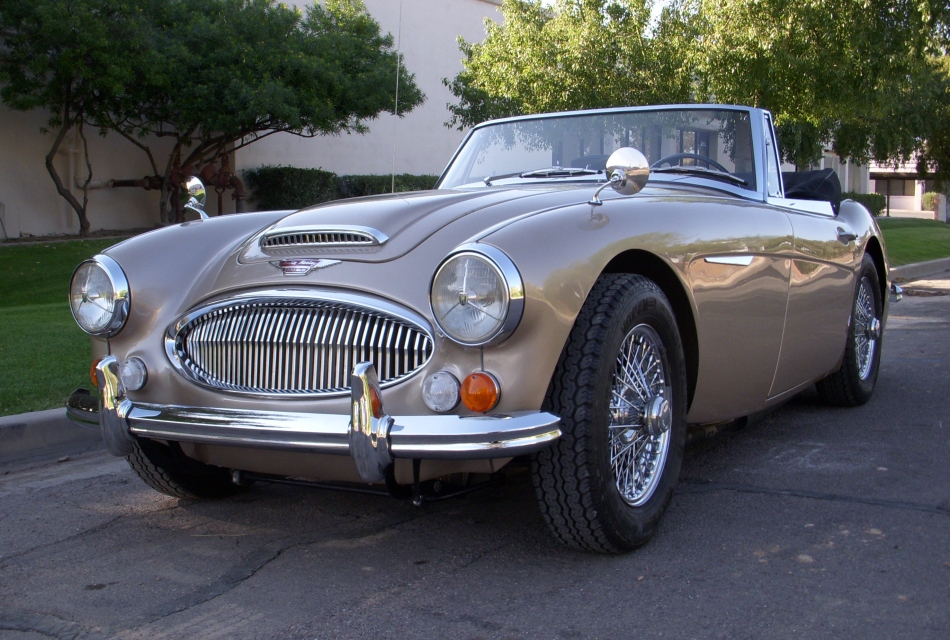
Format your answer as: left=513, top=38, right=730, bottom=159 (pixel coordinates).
left=1, top=285, right=948, bottom=640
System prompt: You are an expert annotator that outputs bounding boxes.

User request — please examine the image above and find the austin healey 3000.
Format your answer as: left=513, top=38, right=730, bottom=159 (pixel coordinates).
left=68, top=105, right=893, bottom=552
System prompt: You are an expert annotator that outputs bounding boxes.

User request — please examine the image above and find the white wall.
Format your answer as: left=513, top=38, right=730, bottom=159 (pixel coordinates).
left=0, top=109, right=169, bottom=238
left=235, top=0, right=501, bottom=180
left=0, top=0, right=499, bottom=238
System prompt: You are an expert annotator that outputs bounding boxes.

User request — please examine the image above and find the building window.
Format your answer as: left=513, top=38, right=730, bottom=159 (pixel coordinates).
left=874, top=179, right=915, bottom=196
left=677, top=130, right=711, bottom=163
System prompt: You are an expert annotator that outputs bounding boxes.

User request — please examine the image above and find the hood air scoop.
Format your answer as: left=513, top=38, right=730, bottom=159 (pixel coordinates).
left=260, top=226, right=388, bottom=249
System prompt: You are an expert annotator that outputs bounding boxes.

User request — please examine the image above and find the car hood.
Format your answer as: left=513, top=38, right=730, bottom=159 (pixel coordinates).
left=239, top=185, right=602, bottom=264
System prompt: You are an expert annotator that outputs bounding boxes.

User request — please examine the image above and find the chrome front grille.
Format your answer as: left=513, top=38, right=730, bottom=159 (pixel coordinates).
left=168, top=295, right=433, bottom=396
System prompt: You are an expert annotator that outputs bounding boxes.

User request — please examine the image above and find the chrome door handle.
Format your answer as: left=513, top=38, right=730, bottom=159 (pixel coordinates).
left=836, top=227, right=857, bottom=244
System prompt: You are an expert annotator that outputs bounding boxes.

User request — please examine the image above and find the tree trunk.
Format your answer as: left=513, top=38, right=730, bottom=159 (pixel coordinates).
left=44, top=119, right=90, bottom=236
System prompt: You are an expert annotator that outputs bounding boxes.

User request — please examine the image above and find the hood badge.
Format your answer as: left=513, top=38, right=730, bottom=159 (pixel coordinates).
left=270, top=259, right=341, bottom=276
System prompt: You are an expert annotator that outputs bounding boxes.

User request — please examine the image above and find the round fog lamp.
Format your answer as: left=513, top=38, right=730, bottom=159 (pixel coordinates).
left=460, top=371, right=500, bottom=413
left=119, top=357, right=148, bottom=391
left=423, top=371, right=460, bottom=413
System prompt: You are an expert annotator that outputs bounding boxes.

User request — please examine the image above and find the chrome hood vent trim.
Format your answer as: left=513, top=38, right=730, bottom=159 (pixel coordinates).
left=166, top=290, right=433, bottom=397
left=260, top=225, right=387, bottom=249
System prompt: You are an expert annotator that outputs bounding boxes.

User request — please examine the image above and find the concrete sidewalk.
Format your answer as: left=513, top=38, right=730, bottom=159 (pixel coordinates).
left=3, top=257, right=949, bottom=466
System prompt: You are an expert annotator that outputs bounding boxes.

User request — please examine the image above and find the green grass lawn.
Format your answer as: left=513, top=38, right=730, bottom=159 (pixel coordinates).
left=0, top=238, right=122, bottom=416
left=876, top=218, right=950, bottom=266
left=1, top=218, right=947, bottom=416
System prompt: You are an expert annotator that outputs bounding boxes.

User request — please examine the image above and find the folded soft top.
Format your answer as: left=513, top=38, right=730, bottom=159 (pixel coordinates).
left=782, top=168, right=842, bottom=212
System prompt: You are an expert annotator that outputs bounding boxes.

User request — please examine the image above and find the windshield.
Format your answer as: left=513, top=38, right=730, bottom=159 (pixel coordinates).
left=439, top=108, right=756, bottom=192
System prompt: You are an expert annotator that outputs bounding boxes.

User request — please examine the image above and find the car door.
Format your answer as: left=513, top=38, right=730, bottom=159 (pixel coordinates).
left=760, top=117, right=857, bottom=398
left=684, top=198, right=793, bottom=424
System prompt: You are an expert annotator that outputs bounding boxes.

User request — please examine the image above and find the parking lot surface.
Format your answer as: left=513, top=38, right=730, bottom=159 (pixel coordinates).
left=1, top=290, right=948, bottom=640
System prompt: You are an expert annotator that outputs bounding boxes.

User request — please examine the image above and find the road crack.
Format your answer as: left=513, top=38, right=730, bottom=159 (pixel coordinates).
left=679, top=478, right=950, bottom=516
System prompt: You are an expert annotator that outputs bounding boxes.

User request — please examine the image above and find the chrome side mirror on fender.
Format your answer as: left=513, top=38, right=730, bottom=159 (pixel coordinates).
left=589, top=147, right=650, bottom=206
left=180, top=176, right=208, bottom=220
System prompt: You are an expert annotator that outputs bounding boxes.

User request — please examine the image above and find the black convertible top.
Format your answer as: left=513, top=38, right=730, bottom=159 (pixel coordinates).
left=781, top=168, right=842, bottom=212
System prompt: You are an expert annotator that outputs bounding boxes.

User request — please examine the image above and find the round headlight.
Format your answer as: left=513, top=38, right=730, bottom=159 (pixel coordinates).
left=429, top=244, right=523, bottom=346
left=69, top=255, right=130, bottom=336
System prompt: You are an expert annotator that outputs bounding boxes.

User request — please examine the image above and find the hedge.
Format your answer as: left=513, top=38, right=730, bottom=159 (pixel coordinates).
left=922, top=191, right=938, bottom=212
left=244, top=166, right=439, bottom=210
left=843, top=191, right=886, bottom=216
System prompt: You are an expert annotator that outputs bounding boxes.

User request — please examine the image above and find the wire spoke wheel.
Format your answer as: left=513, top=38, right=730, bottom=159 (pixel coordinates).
left=532, top=274, right=686, bottom=552
left=609, top=324, right=672, bottom=507
left=853, top=276, right=878, bottom=380
left=816, top=254, right=883, bottom=407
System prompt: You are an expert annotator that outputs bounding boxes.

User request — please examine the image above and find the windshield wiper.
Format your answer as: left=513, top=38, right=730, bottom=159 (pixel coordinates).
left=520, top=167, right=599, bottom=178
left=651, top=165, right=747, bottom=186
left=483, top=171, right=523, bottom=186
left=483, top=166, right=599, bottom=186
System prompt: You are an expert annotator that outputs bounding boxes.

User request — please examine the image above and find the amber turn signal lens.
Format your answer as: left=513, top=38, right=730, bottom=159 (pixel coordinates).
left=460, top=372, right=500, bottom=413
left=369, top=384, right=383, bottom=418
left=89, top=357, right=103, bottom=386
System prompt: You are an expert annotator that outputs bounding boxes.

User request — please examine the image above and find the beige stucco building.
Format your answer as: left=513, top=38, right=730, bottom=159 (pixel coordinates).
left=0, top=0, right=501, bottom=239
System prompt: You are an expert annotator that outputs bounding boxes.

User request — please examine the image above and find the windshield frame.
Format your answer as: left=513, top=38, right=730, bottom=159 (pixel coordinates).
left=435, top=104, right=770, bottom=202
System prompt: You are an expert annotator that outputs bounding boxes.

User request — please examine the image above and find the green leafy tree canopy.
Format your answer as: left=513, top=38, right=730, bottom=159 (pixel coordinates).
left=448, top=0, right=950, bottom=180
left=445, top=0, right=697, bottom=129
left=0, top=0, right=424, bottom=231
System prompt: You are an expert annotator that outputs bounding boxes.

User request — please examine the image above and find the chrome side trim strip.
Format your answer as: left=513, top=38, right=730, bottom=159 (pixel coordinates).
left=704, top=255, right=754, bottom=266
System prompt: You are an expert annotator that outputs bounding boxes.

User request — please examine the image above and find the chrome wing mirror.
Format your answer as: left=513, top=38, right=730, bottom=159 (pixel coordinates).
left=589, top=147, right=650, bottom=206
left=180, top=176, right=209, bottom=219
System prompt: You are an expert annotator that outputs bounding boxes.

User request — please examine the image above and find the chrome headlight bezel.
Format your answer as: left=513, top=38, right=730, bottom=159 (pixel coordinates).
left=68, top=254, right=130, bottom=337
left=429, top=243, right=524, bottom=347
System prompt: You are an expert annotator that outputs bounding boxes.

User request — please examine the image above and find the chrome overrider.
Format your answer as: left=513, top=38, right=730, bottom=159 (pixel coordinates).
left=89, top=355, right=562, bottom=483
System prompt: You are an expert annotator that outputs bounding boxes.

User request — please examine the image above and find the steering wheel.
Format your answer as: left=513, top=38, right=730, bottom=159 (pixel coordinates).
left=651, top=153, right=730, bottom=174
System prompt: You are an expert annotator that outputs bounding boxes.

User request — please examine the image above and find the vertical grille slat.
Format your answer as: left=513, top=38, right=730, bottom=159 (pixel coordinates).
left=173, top=298, right=433, bottom=395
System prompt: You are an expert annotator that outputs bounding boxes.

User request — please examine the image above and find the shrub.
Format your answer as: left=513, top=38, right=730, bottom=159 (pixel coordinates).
left=244, top=166, right=338, bottom=210
left=337, top=174, right=439, bottom=199
left=244, top=166, right=439, bottom=210
left=922, top=191, right=938, bottom=212
left=843, top=191, right=886, bottom=216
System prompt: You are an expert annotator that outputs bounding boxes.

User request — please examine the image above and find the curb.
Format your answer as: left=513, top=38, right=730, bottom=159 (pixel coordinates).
left=0, top=408, right=102, bottom=465
left=890, top=258, right=950, bottom=281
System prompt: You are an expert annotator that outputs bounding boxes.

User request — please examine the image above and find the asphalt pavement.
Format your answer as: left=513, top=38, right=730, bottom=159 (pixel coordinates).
left=0, top=281, right=948, bottom=639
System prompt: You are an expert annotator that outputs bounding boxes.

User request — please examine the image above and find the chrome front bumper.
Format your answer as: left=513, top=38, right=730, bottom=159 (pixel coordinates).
left=78, top=356, right=561, bottom=483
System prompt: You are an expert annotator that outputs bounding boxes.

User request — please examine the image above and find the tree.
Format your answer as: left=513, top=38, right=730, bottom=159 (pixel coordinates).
left=444, top=0, right=697, bottom=129
left=0, top=0, right=424, bottom=232
left=0, top=0, right=149, bottom=234
left=447, top=0, right=950, bottom=180
left=911, top=56, right=950, bottom=189
left=692, top=0, right=949, bottom=170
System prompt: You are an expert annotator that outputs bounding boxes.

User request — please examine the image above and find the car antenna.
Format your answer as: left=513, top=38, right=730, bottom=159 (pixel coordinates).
left=391, top=0, right=403, bottom=194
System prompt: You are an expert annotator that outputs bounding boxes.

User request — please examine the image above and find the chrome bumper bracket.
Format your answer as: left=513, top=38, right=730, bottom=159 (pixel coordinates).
left=95, top=357, right=136, bottom=457
left=349, top=362, right=394, bottom=483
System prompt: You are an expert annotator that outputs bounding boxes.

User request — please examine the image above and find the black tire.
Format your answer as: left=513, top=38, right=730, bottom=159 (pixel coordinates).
left=531, top=274, right=688, bottom=553
left=816, top=254, right=883, bottom=407
left=127, top=437, right=244, bottom=500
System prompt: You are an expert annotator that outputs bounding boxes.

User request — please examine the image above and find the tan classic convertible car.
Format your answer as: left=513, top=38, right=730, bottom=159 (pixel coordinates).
left=68, top=105, right=892, bottom=552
